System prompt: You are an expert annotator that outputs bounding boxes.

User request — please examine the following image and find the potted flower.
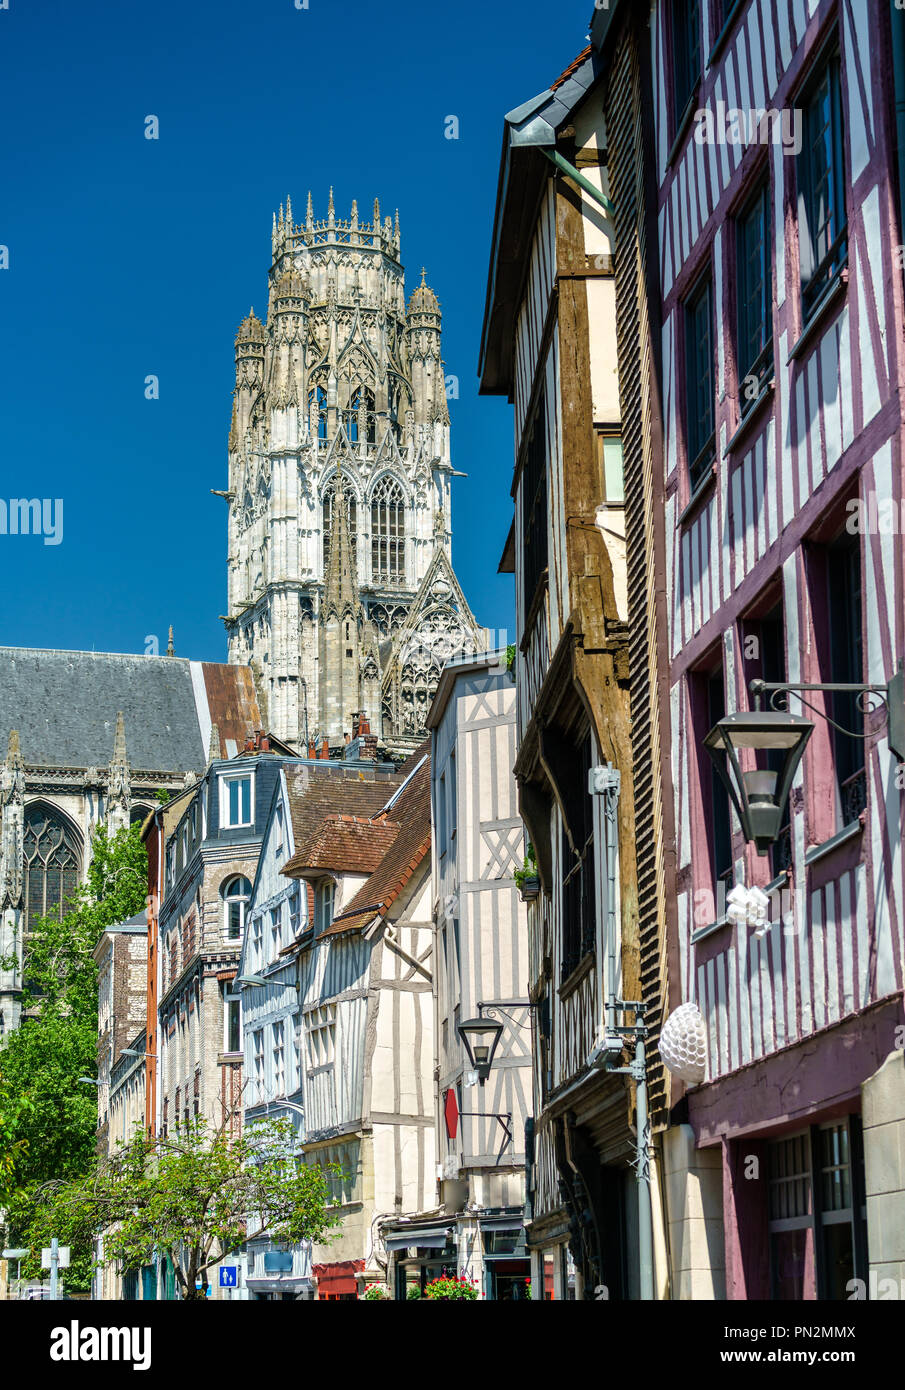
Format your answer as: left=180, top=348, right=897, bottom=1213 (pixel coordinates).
left=422, top=1273, right=480, bottom=1300
left=513, top=844, right=539, bottom=901
left=362, top=1282, right=391, bottom=1300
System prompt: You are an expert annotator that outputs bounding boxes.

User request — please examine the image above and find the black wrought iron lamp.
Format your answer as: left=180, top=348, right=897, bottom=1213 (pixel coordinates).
left=704, top=709, right=813, bottom=854
left=456, top=1014, right=505, bottom=1085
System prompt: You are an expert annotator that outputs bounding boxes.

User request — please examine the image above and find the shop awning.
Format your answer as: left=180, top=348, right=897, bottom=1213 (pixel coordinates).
left=384, top=1227, right=452, bottom=1251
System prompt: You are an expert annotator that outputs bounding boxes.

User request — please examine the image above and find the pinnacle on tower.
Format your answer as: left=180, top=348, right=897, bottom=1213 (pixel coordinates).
left=207, top=723, right=220, bottom=765
left=394, top=208, right=400, bottom=239
left=112, top=710, right=127, bottom=763
left=306, top=190, right=314, bottom=229
left=286, top=193, right=293, bottom=226
left=373, top=196, right=380, bottom=226
left=351, top=198, right=359, bottom=230
left=328, top=186, right=335, bottom=226
left=279, top=202, right=284, bottom=229
left=166, top=625, right=175, bottom=657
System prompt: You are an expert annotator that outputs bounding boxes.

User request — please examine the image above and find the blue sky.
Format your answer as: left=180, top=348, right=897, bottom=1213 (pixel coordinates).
left=0, top=0, right=591, bottom=661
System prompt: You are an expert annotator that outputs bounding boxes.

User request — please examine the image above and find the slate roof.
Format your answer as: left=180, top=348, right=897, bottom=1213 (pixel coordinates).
left=0, top=647, right=261, bottom=771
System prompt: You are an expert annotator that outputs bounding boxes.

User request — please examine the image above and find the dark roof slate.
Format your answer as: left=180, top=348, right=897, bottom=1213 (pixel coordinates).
left=0, top=647, right=260, bottom=772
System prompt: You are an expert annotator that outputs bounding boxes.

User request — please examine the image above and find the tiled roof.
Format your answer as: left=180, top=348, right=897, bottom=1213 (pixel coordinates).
left=320, top=756, right=432, bottom=937
left=288, top=814, right=400, bottom=876
left=282, top=762, right=403, bottom=874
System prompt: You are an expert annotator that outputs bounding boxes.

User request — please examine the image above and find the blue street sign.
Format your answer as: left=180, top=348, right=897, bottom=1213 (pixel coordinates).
left=219, top=1266, right=238, bottom=1288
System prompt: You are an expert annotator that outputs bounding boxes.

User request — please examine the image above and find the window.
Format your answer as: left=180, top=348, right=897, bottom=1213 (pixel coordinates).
left=706, top=667, right=733, bottom=886
left=272, top=1020, right=286, bottom=1097
left=23, top=803, right=81, bottom=931
left=289, top=884, right=301, bottom=939
left=521, top=390, right=548, bottom=606
left=736, top=181, right=773, bottom=408
left=798, top=47, right=847, bottom=321
left=371, top=476, right=406, bottom=583
left=251, top=1028, right=265, bottom=1099
left=560, top=732, right=597, bottom=982
left=685, top=275, right=715, bottom=490
left=223, top=876, right=251, bottom=940
left=346, top=386, right=360, bottom=443
left=768, top=1120, right=867, bottom=1300
left=309, top=384, right=327, bottom=442
left=827, top=532, right=865, bottom=825
left=753, top=603, right=792, bottom=876
left=270, top=905, right=283, bottom=955
left=322, top=474, right=358, bottom=569
left=314, top=880, right=335, bottom=935
left=672, top=0, right=701, bottom=126
left=223, top=989, right=241, bottom=1054
left=250, top=913, right=264, bottom=972
left=221, top=774, right=252, bottom=828
left=596, top=430, right=625, bottom=505
left=436, top=772, right=448, bottom=856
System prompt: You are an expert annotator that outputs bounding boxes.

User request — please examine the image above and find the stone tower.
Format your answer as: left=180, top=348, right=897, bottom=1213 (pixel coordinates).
left=222, top=191, right=486, bottom=753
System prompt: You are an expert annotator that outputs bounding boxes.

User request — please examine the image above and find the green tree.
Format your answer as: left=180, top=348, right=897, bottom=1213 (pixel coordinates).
left=0, top=823, right=147, bottom=1287
left=28, top=1116, right=343, bottom=1301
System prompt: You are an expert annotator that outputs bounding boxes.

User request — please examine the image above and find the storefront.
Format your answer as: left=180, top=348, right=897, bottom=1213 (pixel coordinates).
left=313, top=1258, right=364, bottom=1301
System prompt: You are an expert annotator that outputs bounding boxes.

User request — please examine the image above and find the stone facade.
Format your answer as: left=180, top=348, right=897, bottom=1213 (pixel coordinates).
left=223, top=193, right=487, bottom=754
left=0, top=650, right=262, bottom=1037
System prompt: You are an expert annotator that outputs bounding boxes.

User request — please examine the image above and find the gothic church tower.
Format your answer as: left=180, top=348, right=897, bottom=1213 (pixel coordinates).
left=223, top=192, right=485, bottom=753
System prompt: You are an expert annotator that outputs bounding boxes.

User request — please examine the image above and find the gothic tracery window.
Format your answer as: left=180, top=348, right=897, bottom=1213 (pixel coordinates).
left=23, top=802, right=81, bottom=931
left=308, top=385, right=327, bottom=442
left=399, top=654, right=443, bottom=734
left=322, top=474, right=358, bottom=568
left=371, top=476, right=406, bottom=584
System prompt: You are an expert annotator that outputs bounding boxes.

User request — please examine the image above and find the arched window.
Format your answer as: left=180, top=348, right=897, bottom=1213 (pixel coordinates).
left=371, top=477, right=406, bottom=583
left=23, top=802, right=81, bottom=930
left=222, top=876, right=252, bottom=940
left=322, top=474, right=358, bottom=568
left=308, top=385, right=327, bottom=442
left=346, top=387, right=361, bottom=444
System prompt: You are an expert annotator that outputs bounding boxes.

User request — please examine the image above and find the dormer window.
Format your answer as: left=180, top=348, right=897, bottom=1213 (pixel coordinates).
left=314, top=879, right=335, bottom=935
left=220, top=772, right=253, bottom=828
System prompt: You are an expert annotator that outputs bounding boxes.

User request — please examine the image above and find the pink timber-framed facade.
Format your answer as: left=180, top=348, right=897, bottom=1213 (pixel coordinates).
left=645, top=0, right=905, bottom=1299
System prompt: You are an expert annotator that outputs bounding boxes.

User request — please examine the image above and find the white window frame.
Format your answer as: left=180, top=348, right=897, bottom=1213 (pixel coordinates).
left=223, top=987, right=242, bottom=1054
left=314, top=879, right=335, bottom=936
left=223, top=876, right=252, bottom=941
left=219, top=771, right=254, bottom=829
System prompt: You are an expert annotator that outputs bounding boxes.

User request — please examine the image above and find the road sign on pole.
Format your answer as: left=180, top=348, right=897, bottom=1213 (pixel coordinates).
left=219, top=1266, right=238, bottom=1288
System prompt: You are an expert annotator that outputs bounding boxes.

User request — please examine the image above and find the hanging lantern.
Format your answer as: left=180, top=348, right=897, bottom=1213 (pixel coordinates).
left=659, top=1002, right=708, bottom=1086
left=704, top=711, right=813, bottom=854
left=457, top=1015, right=505, bottom=1085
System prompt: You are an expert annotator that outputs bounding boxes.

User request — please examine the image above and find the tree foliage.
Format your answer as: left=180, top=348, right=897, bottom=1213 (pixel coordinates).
left=0, top=824, right=147, bottom=1286
left=29, top=1116, right=344, bottom=1300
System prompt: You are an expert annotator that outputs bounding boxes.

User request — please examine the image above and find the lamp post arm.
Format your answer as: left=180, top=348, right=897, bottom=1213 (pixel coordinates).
left=750, top=676, right=903, bottom=754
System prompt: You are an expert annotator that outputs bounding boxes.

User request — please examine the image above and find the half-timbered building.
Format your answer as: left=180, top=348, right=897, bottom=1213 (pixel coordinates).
left=628, top=0, right=905, bottom=1299
left=480, top=46, right=672, bottom=1299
